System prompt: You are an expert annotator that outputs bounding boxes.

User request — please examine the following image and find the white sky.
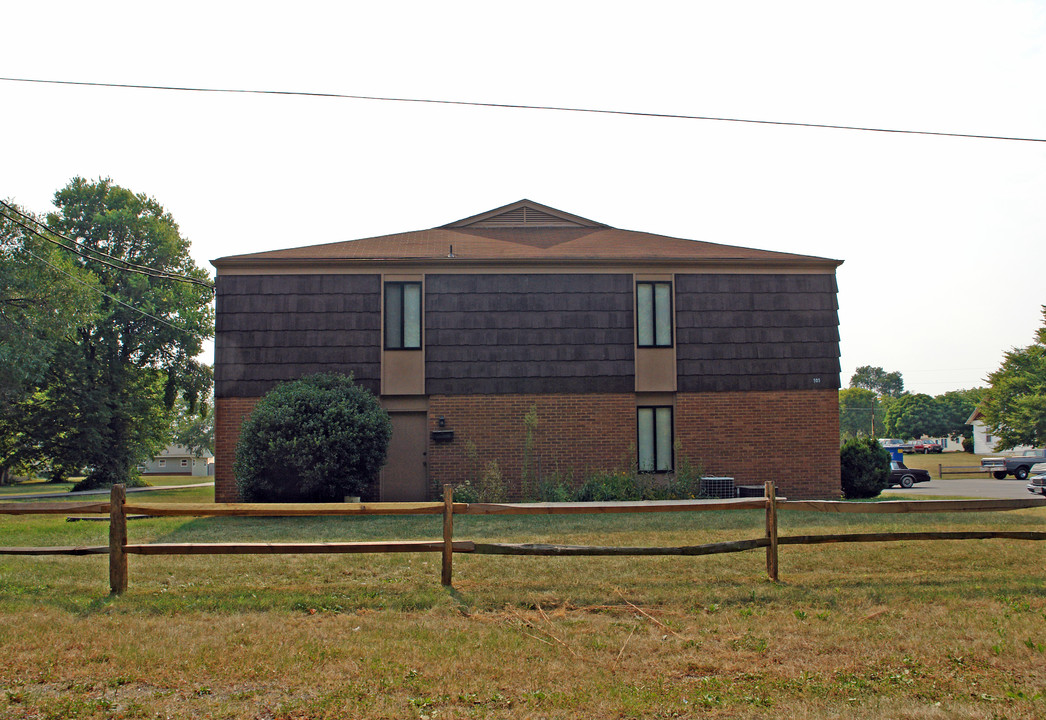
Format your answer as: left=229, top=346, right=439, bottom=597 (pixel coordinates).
left=2, top=1, right=1044, bottom=395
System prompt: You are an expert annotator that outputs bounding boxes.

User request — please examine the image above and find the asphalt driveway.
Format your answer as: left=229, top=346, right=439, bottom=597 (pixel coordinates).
left=888, top=476, right=1041, bottom=500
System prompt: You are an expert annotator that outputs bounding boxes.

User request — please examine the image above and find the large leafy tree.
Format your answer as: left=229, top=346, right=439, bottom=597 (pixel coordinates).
left=26, top=178, right=214, bottom=489
left=883, top=393, right=942, bottom=439
left=978, top=307, right=1046, bottom=450
left=850, top=365, right=905, bottom=398
left=0, top=203, right=99, bottom=483
left=934, top=388, right=984, bottom=440
left=838, top=387, right=884, bottom=439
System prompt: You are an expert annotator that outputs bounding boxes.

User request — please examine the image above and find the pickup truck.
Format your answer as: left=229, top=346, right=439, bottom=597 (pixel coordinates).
left=981, top=450, right=1046, bottom=480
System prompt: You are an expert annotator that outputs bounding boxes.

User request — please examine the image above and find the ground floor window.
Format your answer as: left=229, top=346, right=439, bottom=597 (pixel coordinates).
left=158, top=459, right=166, bottom=468
left=637, top=406, right=673, bottom=472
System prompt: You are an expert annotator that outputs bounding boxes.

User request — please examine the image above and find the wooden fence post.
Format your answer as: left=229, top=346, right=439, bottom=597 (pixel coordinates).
left=109, top=483, right=128, bottom=595
left=764, top=480, right=779, bottom=582
left=441, top=484, right=454, bottom=586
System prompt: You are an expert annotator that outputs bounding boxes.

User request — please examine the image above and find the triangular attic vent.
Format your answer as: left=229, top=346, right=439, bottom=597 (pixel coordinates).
left=444, top=200, right=606, bottom=229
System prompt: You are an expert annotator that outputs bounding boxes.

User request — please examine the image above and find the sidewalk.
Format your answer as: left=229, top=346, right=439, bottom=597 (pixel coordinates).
left=2, top=481, right=214, bottom=501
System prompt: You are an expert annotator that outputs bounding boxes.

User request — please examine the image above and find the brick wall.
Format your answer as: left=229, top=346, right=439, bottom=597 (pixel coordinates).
left=428, top=394, right=636, bottom=499
left=676, top=390, right=840, bottom=499
left=215, top=390, right=840, bottom=502
left=214, top=396, right=260, bottom=502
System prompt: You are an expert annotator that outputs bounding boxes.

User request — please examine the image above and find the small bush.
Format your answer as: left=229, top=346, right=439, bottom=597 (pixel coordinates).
left=660, top=452, right=704, bottom=499
left=538, top=478, right=574, bottom=502
left=474, top=460, right=508, bottom=502
left=234, top=373, right=391, bottom=502
left=962, top=436, right=974, bottom=453
left=575, top=470, right=643, bottom=502
left=451, top=480, right=479, bottom=504
left=840, top=436, right=890, bottom=499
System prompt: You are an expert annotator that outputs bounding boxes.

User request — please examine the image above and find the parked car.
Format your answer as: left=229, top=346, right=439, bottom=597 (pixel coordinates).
left=1028, top=473, right=1046, bottom=497
left=911, top=440, right=942, bottom=454
left=888, top=461, right=931, bottom=488
left=879, top=438, right=914, bottom=453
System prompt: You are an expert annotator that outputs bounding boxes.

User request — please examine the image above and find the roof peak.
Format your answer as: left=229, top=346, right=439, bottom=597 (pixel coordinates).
left=443, top=199, right=608, bottom=229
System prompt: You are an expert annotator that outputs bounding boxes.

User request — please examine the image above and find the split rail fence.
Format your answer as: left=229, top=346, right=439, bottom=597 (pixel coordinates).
left=2, top=483, right=1045, bottom=595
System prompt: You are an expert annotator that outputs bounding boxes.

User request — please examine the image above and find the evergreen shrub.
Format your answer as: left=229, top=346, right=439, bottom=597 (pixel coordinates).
left=840, top=436, right=891, bottom=499
left=234, top=373, right=391, bottom=502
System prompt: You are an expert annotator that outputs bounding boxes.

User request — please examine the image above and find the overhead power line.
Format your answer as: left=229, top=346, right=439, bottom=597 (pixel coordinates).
left=2, top=76, right=1043, bottom=144
left=0, top=200, right=213, bottom=290
left=17, top=244, right=204, bottom=338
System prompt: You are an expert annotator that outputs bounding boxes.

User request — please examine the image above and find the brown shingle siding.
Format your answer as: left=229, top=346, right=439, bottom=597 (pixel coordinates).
left=676, top=273, right=841, bottom=394
left=214, top=274, right=381, bottom=398
left=677, top=310, right=839, bottom=328
left=425, top=274, right=634, bottom=395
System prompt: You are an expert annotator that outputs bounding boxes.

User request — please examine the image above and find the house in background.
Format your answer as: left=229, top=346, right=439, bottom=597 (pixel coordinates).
left=211, top=200, right=844, bottom=502
left=140, top=444, right=214, bottom=476
left=966, top=409, right=1036, bottom=455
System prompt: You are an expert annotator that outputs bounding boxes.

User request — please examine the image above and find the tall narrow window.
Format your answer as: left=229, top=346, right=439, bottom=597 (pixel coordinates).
left=636, top=281, right=673, bottom=347
left=385, top=282, right=422, bottom=349
left=637, top=406, right=674, bottom=472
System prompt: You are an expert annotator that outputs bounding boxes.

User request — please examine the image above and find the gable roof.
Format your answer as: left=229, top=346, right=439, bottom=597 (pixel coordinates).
left=212, top=199, right=841, bottom=269
left=443, top=199, right=606, bottom=229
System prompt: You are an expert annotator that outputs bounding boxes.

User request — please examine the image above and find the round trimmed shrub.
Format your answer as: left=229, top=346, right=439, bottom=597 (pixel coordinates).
left=234, top=373, right=392, bottom=502
left=840, top=436, right=891, bottom=499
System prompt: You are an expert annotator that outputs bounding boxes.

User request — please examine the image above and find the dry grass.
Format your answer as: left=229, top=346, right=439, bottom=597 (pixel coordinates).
left=899, top=452, right=993, bottom=477
left=1, top=497, right=1045, bottom=718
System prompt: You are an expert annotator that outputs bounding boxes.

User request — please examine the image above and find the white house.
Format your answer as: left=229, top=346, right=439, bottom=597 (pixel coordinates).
left=966, top=409, right=1036, bottom=455
left=140, top=444, right=214, bottom=476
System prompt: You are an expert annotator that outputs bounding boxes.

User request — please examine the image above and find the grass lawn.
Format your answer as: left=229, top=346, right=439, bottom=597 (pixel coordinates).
left=1, top=494, right=1045, bottom=718
left=0, top=475, right=212, bottom=498
left=898, top=452, right=994, bottom=478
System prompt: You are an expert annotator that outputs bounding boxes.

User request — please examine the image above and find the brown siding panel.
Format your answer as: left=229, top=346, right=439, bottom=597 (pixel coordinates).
left=676, top=274, right=841, bottom=392
left=425, top=274, right=634, bottom=395
left=215, top=274, right=381, bottom=398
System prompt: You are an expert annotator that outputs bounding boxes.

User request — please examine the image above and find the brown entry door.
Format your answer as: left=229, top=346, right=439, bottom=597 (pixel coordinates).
left=381, top=412, right=429, bottom=501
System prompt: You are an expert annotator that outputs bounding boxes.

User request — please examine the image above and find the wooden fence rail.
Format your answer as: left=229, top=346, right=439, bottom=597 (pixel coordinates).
left=938, top=464, right=992, bottom=478
left=1, top=482, right=1044, bottom=595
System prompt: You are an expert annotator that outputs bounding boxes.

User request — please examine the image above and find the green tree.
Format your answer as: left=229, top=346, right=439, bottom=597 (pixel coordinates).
left=883, top=393, right=941, bottom=439
left=838, top=387, right=884, bottom=439
left=840, top=436, right=890, bottom=499
left=850, top=365, right=905, bottom=398
left=170, top=388, right=214, bottom=458
left=934, top=388, right=984, bottom=440
left=24, top=178, right=214, bottom=489
left=234, top=374, right=392, bottom=502
left=0, top=203, right=99, bottom=483
left=979, top=307, right=1046, bottom=450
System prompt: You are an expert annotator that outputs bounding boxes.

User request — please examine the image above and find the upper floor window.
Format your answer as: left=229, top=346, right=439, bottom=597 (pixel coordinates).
left=636, top=281, right=673, bottom=348
left=385, top=282, right=422, bottom=349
